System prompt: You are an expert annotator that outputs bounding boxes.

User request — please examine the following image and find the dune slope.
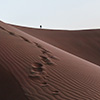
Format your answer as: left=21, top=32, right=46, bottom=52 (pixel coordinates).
left=1, top=21, right=100, bottom=100
left=14, top=25, right=100, bottom=66
left=0, top=64, right=28, bottom=100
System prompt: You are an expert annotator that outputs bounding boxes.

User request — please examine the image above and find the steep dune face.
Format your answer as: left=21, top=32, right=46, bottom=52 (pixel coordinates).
left=14, top=25, right=100, bottom=66
left=1, top=21, right=100, bottom=99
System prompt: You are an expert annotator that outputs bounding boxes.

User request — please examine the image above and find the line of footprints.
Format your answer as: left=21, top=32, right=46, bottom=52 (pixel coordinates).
left=0, top=26, right=60, bottom=95
left=29, top=42, right=60, bottom=95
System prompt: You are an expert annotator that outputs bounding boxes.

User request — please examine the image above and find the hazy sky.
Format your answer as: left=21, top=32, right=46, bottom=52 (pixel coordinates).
left=0, top=0, right=100, bottom=30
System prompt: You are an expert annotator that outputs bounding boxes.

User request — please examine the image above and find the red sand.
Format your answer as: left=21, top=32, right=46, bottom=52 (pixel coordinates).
left=0, top=21, right=100, bottom=99
left=14, top=25, right=100, bottom=66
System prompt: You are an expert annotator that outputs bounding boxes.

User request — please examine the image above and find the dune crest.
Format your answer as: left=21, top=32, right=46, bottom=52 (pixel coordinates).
left=0, top=21, right=100, bottom=99
left=13, top=25, right=100, bottom=66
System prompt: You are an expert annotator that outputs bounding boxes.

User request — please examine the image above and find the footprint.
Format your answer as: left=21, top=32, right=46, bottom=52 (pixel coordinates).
left=30, top=69, right=36, bottom=74
left=34, top=42, right=44, bottom=49
left=41, top=49, right=51, bottom=54
left=34, top=42, right=58, bottom=64
left=47, top=54, right=59, bottom=60
left=29, top=62, right=45, bottom=80
left=33, top=62, right=43, bottom=68
left=19, top=36, right=31, bottom=43
left=29, top=68, right=41, bottom=79
left=41, top=49, right=59, bottom=60
left=41, top=50, right=48, bottom=54
left=8, top=32, right=16, bottom=36
left=42, top=82, right=47, bottom=84
left=40, top=55, right=54, bottom=65
left=0, top=26, right=5, bottom=30
left=52, top=91, right=59, bottom=95
left=0, top=27, right=15, bottom=36
left=34, top=42, right=51, bottom=53
left=32, top=65, right=43, bottom=72
left=41, top=82, right=48, bottom=87
left=34, top=42, right=59, bottom=61
left=28, top=72, right=41, bottom=80
left=31, top=62, right=44, bottom=72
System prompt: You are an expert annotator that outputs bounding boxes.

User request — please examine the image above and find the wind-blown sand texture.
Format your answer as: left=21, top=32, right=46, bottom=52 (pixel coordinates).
left=14, top=25, right=100, bottom=66
left=1, top=21, right=100, bottom=100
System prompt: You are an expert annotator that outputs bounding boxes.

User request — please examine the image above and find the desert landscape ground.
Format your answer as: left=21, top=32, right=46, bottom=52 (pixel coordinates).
left=14, top=25, right=100, bottom=66
left=0, top=20, right=100, bottom=100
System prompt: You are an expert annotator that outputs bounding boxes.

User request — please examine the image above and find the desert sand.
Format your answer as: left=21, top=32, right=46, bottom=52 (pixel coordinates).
left=0, top=21, right=100, bottom=100
left=14, top=25, right=100, bottom=66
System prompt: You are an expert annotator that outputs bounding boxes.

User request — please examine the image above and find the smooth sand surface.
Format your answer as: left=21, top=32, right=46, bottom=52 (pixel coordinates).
left=0, top=21, right=100, bottom=100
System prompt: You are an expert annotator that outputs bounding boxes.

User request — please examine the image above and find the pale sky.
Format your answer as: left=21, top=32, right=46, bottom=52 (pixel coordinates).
left=0, top=0, right=100, bottom=30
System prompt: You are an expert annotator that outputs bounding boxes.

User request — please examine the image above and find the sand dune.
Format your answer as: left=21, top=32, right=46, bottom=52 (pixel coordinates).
left=13, top=25, right=100, bottom=66
left=0, top=64, right=28, bottom=100
left=1, top=21, right=100, bottom=100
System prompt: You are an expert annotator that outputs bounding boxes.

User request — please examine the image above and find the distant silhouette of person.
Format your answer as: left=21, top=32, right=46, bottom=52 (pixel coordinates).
left=40, top=25, right=42, bottom=29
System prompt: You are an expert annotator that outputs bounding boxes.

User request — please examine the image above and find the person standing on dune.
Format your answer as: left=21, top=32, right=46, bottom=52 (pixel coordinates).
left=40, top=25, right=42, bottom=29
